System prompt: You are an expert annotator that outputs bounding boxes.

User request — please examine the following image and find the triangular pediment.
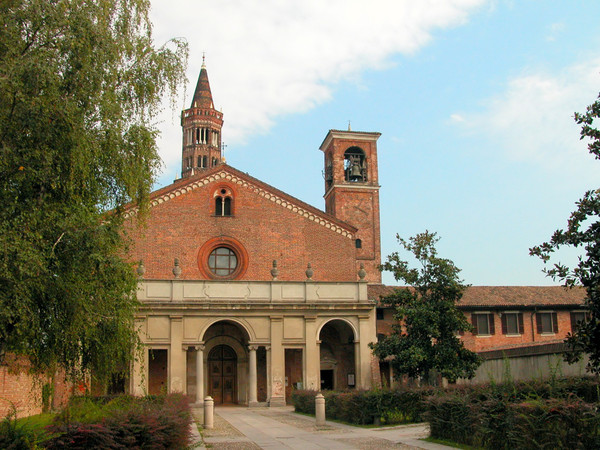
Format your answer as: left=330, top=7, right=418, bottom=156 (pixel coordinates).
left=125, top=164, right=357, bottom=239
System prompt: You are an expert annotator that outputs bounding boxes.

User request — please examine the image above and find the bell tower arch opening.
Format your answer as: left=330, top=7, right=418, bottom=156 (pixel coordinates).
left=344, top=147, right=367, bottom=182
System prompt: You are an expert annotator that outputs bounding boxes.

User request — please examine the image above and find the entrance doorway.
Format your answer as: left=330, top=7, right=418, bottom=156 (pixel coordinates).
left=208, top=345, right=237, bottom=404
left=320, top=369, right=334, bottom=390
left=148, top=349, right=168, bottom=395
left=285, top=349, right=303, bottom=404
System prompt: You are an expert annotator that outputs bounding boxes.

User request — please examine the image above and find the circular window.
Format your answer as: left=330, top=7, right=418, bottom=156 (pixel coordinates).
left=208, top=247, right=238, bottom=276
left=197, top=237, right=248, bottom=280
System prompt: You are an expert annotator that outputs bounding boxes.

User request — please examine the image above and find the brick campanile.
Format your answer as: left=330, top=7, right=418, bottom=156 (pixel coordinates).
left=180, top=59, right=224, bottom=178
left=320, top=129, right=382, bottom=283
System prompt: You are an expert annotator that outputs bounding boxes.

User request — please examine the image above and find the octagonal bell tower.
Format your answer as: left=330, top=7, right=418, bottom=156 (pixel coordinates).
left=181, top=58, right=223, bottom=178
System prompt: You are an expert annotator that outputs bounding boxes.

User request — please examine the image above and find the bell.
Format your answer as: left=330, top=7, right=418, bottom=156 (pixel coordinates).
left=349, top=162, right=362, bottom=181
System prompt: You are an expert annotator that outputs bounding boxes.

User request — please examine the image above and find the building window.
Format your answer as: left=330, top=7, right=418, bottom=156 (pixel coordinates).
left=501, top=312, right=524, bottom=335
left=570, top=311, right=588, bottom=332
left=208, top=247, right=238, bottom=276
left=355, top=239, right=362, bottom=249
left=197, top=236, right=248, bottom=280
left=376, top=308, right=384, bottom=320
left=536, top=312, right=558, bottom=334
left=214, top=187, right=233, bottom=216
left=472, top=313, right=495, bottom=336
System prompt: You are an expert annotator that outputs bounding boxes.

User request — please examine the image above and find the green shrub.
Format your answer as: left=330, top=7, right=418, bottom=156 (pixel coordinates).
left=0, top=408, right=44, bottom=449
left=291, top=387, right=432, bottom=425
left=426, top=386, right=600, bottom=449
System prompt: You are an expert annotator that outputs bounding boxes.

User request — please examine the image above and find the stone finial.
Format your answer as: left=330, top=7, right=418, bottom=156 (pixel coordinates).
left=358, top=263, right=366, bottom=280
left=305, top=263, right=314, bottom=280
left=271, top=260, right=279, bottom=280
left=136, top=260, right=145, bottom=277
left=173, top=258, right=182, bottom=278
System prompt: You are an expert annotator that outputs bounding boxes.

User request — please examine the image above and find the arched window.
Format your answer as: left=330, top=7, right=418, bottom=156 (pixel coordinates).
left=344, top=147, right=367, bottom=182
left=214, top=187, right=233, bottom=216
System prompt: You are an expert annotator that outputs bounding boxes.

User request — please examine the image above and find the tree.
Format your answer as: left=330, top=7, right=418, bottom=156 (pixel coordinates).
left=530, top=94, right=600, bottom=374
left=0, top=0, right=188, bottom=385
left=370, top=231, right=480, bottom=383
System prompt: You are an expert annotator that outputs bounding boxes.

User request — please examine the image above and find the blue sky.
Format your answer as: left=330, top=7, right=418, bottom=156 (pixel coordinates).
left=149, top=1, right=600, bottom=286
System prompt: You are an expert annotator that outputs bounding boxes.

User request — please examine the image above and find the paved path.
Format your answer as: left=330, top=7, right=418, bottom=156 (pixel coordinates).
left=192, top=406, right=455, bottom=449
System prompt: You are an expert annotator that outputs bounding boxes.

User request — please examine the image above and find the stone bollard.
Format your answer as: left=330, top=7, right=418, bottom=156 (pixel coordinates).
left=204, top=396, right=214, bottom=429
left=315, top=393, right=325, bottom=426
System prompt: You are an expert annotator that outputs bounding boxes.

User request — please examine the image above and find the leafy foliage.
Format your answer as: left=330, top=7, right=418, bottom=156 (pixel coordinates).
left=370, top=231, right=480, bottom=383
left=530, top=93, right=600, bottom=374
left=0, top=0, right=188, bottom=383
left=291, top=388, right=433, bottom=425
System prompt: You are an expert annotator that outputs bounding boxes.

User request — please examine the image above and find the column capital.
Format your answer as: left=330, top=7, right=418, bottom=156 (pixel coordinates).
left=248, top=345, right=259, bottom=352
left=195, top=344, right=205, bottom=352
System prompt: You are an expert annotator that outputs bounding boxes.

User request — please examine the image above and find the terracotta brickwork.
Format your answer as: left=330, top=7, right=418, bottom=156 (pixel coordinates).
left=460, top=310, right=576, bottom=352
left=0, top=355, right=72, bottom=418
left=320, top=131, right=382, bottom=284
left=370, top=285, right=587, bottom=354
left=126, top=166, right=358, bottom=282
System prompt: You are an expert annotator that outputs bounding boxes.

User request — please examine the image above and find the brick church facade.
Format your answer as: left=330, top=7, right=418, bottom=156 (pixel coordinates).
left=124, top=63, right=587, bottom=405
left=125, top=62, right=382, bottom=405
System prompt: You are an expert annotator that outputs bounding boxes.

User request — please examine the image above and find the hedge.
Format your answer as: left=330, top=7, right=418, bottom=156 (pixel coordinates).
left=291, top=376, right=600, bottom=448
left=292, top=388, right=433, bottom=425
left=427, top=396, right=600, bottom=449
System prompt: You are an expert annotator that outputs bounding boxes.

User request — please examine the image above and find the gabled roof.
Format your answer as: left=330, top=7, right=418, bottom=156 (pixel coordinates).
left=190, top=66, right=214, bottom=109
left=124, top=164, right=357, bottom=239
left=368, top=284, right=586, bottom=308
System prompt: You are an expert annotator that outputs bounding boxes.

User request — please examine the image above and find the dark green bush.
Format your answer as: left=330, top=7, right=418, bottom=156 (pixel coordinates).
left=426, top=385, right=600, bottom=449
left=291, top=387, right=433, bottom=425
left=0, top=408, right=44, bottom=449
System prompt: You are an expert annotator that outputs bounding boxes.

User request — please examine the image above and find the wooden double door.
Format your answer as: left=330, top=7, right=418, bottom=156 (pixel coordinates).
left=208, top=345, right=237, bottom=404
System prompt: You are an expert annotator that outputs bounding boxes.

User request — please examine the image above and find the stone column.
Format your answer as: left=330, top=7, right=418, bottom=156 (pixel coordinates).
left=169, top=316, right=185, bottom=393
left=195, top=344, right=205, bottom=405
left=269, top=316, right=285, bottom=406
left=131, top=342, right=147, bottom=396
left=304, top=316, right=319, bottom=390
left=248, top=345, right=258, bottom=406
left=131, top=318, right=147, bottom=396
left=358, top=314, right=374, bottom=389
left=265, top=345, right=272, bottom=402
left=354, top=341, right=361, bottom=388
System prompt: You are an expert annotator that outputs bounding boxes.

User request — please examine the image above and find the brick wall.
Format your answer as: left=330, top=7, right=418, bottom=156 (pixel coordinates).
left=126, top=174, right=358, bottom=282
left=375, top=308, right=578, bottom=353
left=0, top=355, right=73, bottom=418
left=459, top=310, right=574, bottom=352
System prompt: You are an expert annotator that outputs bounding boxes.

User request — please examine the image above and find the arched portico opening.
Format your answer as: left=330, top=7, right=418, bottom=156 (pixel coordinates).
left=318, top=320, right=356, bottom=390
left=202, top=321, right=249, bottom=405
left=208, top=344, right=237, bottom=404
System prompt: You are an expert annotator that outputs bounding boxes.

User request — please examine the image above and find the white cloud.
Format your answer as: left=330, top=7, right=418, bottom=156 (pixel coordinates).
left=452, top=59, right=600, bottom=178
left=148, top=0, right=486, bottom=177
left=546, top=22, right=565, bottom=41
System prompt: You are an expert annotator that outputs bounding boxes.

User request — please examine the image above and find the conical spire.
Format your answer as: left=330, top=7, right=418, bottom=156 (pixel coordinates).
left=191, top=55, right=214, bottom=109
left=180, top=55, right=224, bottom=180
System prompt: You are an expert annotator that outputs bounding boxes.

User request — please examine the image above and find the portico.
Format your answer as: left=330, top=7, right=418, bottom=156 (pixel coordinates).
left=131, top=278, right=377, bottom=406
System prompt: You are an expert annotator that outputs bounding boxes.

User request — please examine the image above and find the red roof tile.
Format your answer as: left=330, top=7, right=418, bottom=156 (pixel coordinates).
left=368, top=284, right=586, bottom=308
